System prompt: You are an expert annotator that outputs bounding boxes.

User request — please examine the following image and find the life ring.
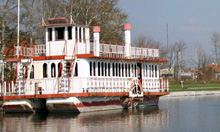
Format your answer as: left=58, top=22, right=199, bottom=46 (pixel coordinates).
left=130, top=79, right=143, bottom=95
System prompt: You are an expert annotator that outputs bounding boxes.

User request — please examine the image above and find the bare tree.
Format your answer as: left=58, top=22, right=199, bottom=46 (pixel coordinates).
left=21, top=0, right=36, bottom=45
left=211, top=32, right=220, bottom=64
left=133, top=35, right=168, bottom=58
left=27, top=0, right=127, bottom=43
left=190, top=42, right=212, bottom=81
left=0, top=0, right=17, bottom=60
left=172, top=40, right=187, bottom=80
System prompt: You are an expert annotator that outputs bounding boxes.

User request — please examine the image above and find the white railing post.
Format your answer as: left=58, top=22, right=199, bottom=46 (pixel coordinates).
left=0, top=82, right=1, bottom=96
left=4, top=82, right=6, bottom=96
left=19, top=81, right=21, bottom=95
left=8, top=82, right=11, bottom=95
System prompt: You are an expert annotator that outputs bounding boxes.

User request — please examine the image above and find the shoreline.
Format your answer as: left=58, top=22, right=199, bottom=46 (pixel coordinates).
left=162, top=91, right=220, bottom=98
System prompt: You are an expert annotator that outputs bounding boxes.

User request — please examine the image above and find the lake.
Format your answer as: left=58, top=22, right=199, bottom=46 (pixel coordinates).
left=1, top=95, right=220, bottom=132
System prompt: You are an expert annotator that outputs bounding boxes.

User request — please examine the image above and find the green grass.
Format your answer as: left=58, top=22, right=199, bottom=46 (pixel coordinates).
left=169, top=81, right=220, bottom=92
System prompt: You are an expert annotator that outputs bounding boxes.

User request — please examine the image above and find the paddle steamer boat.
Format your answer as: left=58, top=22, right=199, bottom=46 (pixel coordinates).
left=0, top=18, right=169, bottom=112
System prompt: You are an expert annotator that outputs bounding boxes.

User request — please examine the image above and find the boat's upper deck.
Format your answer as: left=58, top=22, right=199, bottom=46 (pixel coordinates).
left=15, top=41, right=160, bottom=60
left=13, top=17, right=160, bottom=61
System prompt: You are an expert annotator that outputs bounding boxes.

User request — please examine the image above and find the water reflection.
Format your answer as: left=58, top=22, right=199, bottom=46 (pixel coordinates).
left=0, top=106, right=169, bottom=132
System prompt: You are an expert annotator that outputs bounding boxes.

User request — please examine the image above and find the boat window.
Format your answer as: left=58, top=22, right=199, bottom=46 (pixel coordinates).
left=58, top=62, right=62, bottom=77
left=108, top=63, right=110, bottom=77
left=74, top=63, right=78, bottom=76
left=55, top=27, right=65, bottom=40
left=125, top=64, right=127, bottom=77
left=79, top=27, right=82, bottom=42
left=30, top=65, right=34, bottom=79
left=152, top=65, right=154, bottom=77
left=68, top=26, right=72, bottom=40
left=122, top=64, right=124, bottom=77
left=134, top=64, right=137, bottom=77
left=105, top=62, right=107, bottom=76
left=142, top=64, right=145, bottom=77
left=51, top=63, right=56, bottom=78
left=43, top=63, right=47, bottom=78
left=146, top=64, right=148, bottom=77
left=119, top=64, right=121, bottom=77
left=83, top=28, right=85, bottom=41
left=90, top=62, right=92, bottom=76
left=112, top=63, right=115, bottom=76
left=98, top=62, right=100, bottom=76
left=102, top=62, right=104, bottom=76
left=48, top=28, right=52, bottom=41
left=128, top=64, right=130, bottom=77
left=131, top=64, right=133, bottom=77
left=155, top=65, right=157, bottom=77
left=93, top=62, right=96, bottom=76
left=75, top=27, right=78, bottom=41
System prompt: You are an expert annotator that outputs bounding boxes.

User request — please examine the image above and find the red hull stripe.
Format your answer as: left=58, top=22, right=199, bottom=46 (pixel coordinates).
left=76, top=100, right=121, bottom=107
left=1, top=92, right=169, bottom=100
left=3, top=105, right=34, bottom=112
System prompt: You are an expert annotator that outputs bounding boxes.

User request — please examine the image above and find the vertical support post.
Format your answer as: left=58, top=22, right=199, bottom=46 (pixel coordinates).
left=81, top=27, right=84, bottom=43
left=85, top=28, right=90, bottom=54
left=18, top=81, right=21, bottom=95
left=11, top=81, right=14, bottom=94
left=64, top=26, right=68, bottom=40
left=4, top=82, right=6, bottom=96
left=45, top=28, right=48, bottom=42
left=8, top=82, right=11, bottom=95
left=52, top=27, right=55, bottom=41
left=124, top=24, right=131, bottom=58
left=93, top=26, right=100, bottom=56
left=0, top=82, right=1, bottom=96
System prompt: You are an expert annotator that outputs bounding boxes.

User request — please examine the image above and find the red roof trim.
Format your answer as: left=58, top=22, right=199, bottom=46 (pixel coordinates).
left=5, top=58, right=21, bottom=62
left=33, top=55, right=65, bottom=61
left=76, top=54, right=94, bottom=58
left=76, top=54, right=168, bottom=62
left=42, top=23, right=89, bottom=28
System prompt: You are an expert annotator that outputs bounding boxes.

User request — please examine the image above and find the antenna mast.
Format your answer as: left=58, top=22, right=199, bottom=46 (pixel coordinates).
left=17, top=0, right=20, bottom=57
left=166, top=23, right=169, bottom=48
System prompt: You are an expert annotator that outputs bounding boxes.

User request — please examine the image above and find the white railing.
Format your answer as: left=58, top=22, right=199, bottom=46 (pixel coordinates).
left=142, top=79, right=169, bottom=92
left=90, top=42, right=160, bottom=59
left=15, top=45, right=46, bottom=58
left=14, top=41, right=160, bottom=59
left=0, top=78, right=169, bottom=96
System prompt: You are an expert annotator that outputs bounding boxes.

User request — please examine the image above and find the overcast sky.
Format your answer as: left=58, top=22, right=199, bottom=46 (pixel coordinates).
left=118, top=0, right=220, bottom=57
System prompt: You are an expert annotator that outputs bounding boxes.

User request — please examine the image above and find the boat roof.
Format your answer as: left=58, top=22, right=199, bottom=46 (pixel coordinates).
left=42, top=17, right=89, bottom=28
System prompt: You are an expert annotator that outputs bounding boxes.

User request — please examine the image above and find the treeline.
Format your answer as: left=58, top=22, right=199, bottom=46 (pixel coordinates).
left=0, top=0, right=127, bottom=58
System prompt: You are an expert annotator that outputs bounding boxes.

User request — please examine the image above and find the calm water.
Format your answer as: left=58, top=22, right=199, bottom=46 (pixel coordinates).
left=1, top=95, right=220, bottom=132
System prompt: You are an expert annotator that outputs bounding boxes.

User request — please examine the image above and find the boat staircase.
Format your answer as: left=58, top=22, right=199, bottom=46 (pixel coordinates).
left=58, top=40, right=78, bottom=93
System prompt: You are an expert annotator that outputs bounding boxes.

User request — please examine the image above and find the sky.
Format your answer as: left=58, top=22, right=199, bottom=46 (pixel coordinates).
left=118, top=0, right=220, bottom=58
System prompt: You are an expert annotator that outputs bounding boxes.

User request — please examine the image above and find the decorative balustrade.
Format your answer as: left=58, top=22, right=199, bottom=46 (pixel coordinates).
left=14, top=40, right=160, bottom=59
left=15, top=44, right=46, bottom=58
left=0, top=77, right=169, bottom=96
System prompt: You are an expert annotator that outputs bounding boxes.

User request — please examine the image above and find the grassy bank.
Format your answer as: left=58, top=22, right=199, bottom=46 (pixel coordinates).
left=169, top=81, right=220, bottom=92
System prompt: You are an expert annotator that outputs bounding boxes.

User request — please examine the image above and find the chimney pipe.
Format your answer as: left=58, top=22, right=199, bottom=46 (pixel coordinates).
left=124, top=24, right=131, bottom=58
left=93, top=26, right=100, bottom=56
